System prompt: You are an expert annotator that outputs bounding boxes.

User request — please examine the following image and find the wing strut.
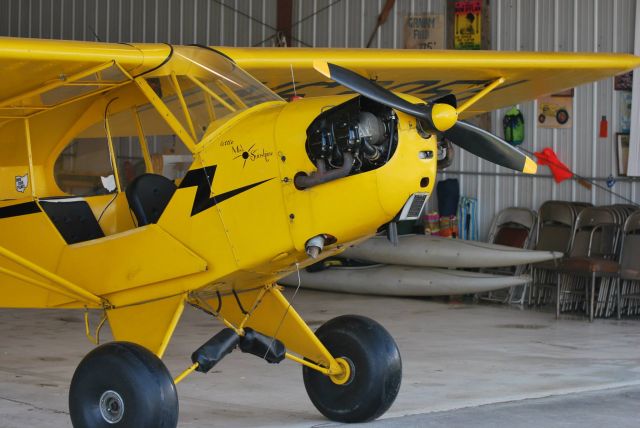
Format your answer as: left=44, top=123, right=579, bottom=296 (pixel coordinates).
left=456, top=77, right=505, bottom=115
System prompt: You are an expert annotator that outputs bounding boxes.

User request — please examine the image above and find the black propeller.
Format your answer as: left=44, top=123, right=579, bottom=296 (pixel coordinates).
left=314, top=61, right=457, bottom=132
left=313, top=60, right=536, bottom=174
left=443, top=120, right=536, bottom=173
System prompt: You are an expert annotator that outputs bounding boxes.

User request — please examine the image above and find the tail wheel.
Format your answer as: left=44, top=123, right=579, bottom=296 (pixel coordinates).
left=302, top=315, right=402, bottom=423
left=69, top=341, right=178, bottom=428
left=538, top=113, right=546, bottom=123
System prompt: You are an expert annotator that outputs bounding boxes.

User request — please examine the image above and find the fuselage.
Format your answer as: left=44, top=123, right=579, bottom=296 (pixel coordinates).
left=158, top=94, right=437, bottom=295
left=0, top=45, right=437, bottom=309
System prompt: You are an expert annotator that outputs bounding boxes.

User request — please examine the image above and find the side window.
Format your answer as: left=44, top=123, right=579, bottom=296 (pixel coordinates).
left=106, top=109, right=147, bottom=190
left=147, top=135, right=192, bottom=181
left=110, top=106, right=192, bottom=188
left=113, top=135, right=146, bottom=190
left=54, top=122, right=116, bottom=196
left=55, top=97, right=194, bottom=196
left=136, top=103, right=193, bottom=182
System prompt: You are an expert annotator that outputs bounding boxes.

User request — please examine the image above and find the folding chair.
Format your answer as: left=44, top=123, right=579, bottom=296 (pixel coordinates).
left=530, top=201, right=575, bottom=305
left=479, top=207, right=538, bottom=304
left=555, top=207, right=621, bottom=321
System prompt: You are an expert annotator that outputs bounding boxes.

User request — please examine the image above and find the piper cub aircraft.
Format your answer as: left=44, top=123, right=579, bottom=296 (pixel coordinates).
left=0, top=37, right=637, bottom=427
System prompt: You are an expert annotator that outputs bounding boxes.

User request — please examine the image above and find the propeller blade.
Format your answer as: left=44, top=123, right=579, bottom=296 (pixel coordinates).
left=443, top=121, right=537, bottom=174
left=313, top=60, right=457, bottom=132
left=313, top=61, right=535, bottom=174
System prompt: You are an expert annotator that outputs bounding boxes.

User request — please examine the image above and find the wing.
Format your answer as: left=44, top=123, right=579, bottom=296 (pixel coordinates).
left=0, top=37, right=170, bottom=119
left=217, top=47, right=640, bottom=118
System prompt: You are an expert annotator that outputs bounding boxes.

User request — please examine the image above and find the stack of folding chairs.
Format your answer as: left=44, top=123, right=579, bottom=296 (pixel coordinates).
left=530, top=201, right=590, bottom=307
left=617, top=209, right=640, bottom=317
left=531, top=202, right=639, bottom=321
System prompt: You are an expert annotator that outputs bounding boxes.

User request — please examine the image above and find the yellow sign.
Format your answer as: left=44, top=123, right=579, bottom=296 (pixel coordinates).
left=404, top=14, right=445, bottom=49
left=454, top=1, right=481, bottom=50
left=537, top=95, right=573, bottom=129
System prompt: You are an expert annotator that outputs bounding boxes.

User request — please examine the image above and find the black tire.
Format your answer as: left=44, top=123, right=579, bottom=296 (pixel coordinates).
left=303, top=315, right=402, bottom=423
left=538, top=113, right=546, bottom=123
left=556, top=109, right=569, bottom=124
left=69, top=341, right=178, bottom=428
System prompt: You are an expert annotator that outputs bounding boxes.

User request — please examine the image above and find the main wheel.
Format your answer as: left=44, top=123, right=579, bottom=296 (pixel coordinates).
left=69, top=341, right=178, bottom=428
left=303, top=315, right=402, bottom=423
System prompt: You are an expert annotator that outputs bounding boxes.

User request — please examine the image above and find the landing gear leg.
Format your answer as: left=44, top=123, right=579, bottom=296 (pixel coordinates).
left=194, top=285, right=402, bottom=423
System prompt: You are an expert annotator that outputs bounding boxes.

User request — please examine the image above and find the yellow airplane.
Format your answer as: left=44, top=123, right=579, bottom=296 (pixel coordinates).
left=0, top=37, right=637, bottom=427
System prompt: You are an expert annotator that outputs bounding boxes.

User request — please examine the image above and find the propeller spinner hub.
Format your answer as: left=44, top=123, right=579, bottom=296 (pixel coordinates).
left=430, top=103, right=458, bottom=132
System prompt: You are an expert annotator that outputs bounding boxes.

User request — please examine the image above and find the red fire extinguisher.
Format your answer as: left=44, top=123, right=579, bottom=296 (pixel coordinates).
left=599, top=115, right=608, bottom=138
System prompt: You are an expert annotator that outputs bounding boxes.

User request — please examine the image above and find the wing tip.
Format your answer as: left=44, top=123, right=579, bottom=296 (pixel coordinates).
left=312, top=60, right=331, bottom=78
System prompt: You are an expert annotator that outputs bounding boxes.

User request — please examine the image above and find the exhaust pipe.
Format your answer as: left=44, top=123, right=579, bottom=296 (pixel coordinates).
left=305, top=235, right=326, bottom=259
left=295, top=152, right=354, bottom=189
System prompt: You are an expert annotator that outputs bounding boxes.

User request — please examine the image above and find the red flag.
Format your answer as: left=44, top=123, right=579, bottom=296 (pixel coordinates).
left=534, top=148, right=573, bottom=183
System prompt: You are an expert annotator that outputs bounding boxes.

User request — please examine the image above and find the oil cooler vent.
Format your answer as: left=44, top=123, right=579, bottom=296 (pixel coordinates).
left=398, top=193, right=429, bottom=221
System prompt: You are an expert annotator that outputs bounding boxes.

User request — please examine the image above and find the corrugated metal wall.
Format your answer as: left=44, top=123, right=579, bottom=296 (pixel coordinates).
left=0, top=0, right=636, bottom=237
left=292, top=0, right=446, bottom=48
left=0, top=0, right=278, bottom=46
left=475, top=0, right=638, bottom=238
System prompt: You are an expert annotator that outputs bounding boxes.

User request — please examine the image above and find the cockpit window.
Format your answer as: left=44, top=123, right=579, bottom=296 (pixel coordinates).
left=53, top=46, right=280, bottom=196
left=54, top=121, right=116, bottom=196
left=143, top=46, right=282, bottom=142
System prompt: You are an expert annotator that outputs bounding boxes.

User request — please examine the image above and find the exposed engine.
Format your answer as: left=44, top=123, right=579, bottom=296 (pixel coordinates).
left=295, top=97, right=398, bottom=189
left=437, top=137, right=455, bottom=170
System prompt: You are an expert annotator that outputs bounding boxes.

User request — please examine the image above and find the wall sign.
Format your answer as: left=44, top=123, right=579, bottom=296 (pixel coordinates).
left=614, top=71, right=633, bottom=91
left=454, top=1, right=481, bottom=50
left=537, top=93, right=573, bottom=129
left=404, top=14, right=445, bottom=49
left=617, top=133, right=630, bottom=176
left=620, top=92, right=632, bottom=133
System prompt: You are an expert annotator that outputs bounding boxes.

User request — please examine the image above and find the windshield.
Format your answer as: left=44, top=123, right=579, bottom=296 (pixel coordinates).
left=144, top=46, right=283, bottom=141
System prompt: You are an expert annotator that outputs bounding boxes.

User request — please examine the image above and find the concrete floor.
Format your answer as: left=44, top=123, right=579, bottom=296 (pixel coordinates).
left=1, top=289, right=639, bottom=427
left=367, top=385, right=640, bottom=428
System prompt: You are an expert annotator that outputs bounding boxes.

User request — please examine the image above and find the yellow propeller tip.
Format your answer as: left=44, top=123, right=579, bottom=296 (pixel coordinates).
left=313, top=60, right=331, bottom=78
left=523, top=157, right=538, bottom=174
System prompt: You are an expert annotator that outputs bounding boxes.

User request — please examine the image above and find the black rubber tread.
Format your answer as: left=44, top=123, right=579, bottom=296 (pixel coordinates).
left=69, top=341, right=178, bottom=428
left=303, top=315, right=402, bottom=423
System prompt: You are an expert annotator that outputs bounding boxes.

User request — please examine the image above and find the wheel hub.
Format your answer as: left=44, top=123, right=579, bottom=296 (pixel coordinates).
left=329, top=357, right=354, bottom=385
left=99, top=390, right=124, bottom=424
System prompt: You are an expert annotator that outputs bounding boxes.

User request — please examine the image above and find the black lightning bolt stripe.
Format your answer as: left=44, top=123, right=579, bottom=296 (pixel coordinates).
left=179, top=166, right=274, bottom=216
left=0, top=201, right=41, bottom=219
